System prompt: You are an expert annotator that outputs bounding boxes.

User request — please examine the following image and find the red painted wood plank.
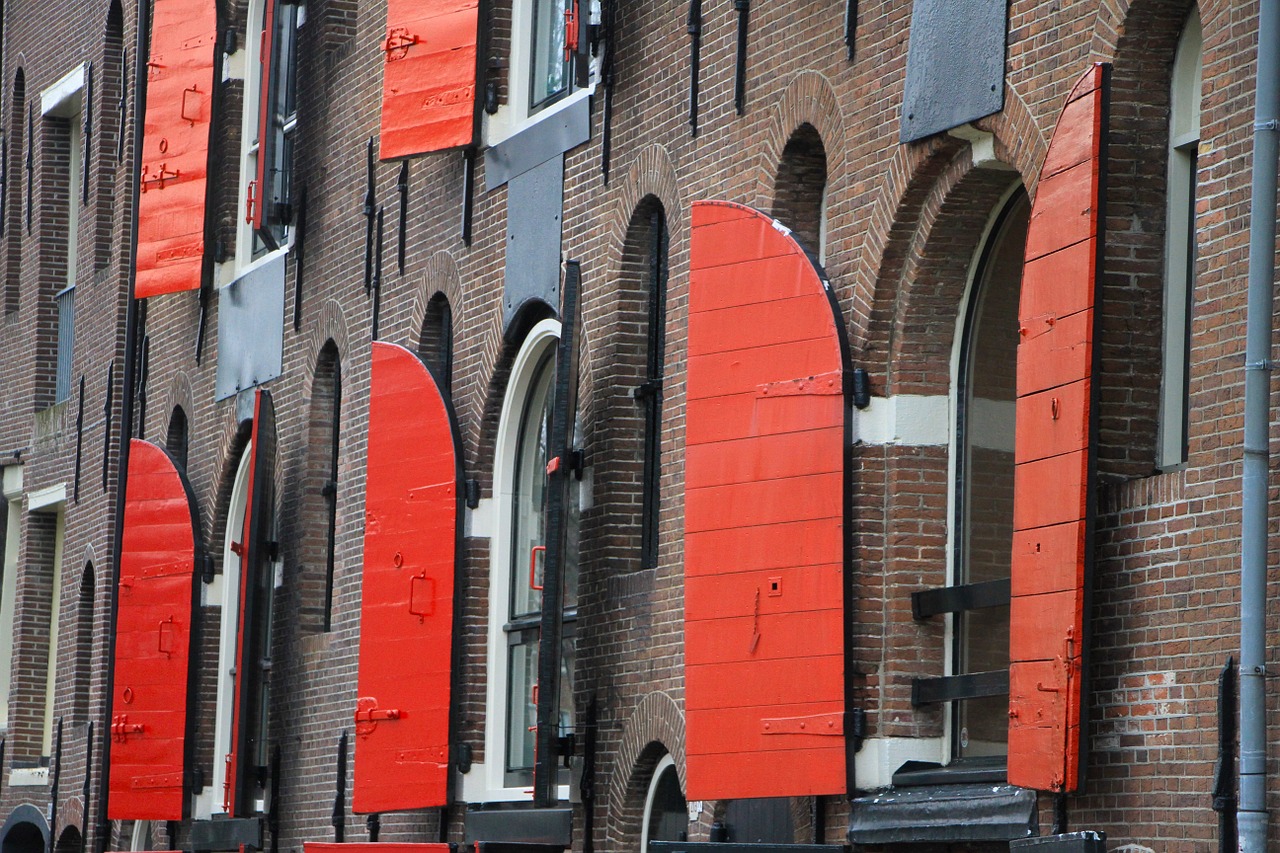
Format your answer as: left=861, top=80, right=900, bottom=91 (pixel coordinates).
left=687, top=392, right=843, bottom=445
left=109, top=440, right=199, bottom=820
left=353, top=342, right=459, bottom=813
left=1013, top=378, right=1090, bottom=463
left=1039, top=80, right=1101, bottom=179
left=685, top=519, right=843, bottom=576
left=685, top=564, right=843, bottom=620
left=685, top=472, right=843, bottom=533
left=687, top=703, right=845, bottom=754
left=685, top=200, right=847, bottom=800
left=1010, top=522, right=1086, bottom=598
left=685, top=749, right=845, bottom=801
left=1016, top=308, right=1093, bottom=398
left=135, top=0, right=217, bottom=298
left=1018, top=240, right=1096, bottom=326
left=1012, top=450, right=1088, bottom=532
left=1024, top=161, right=1098, bottom=262
left=1009, top=590, right=1082, bottom=664
left=685, top=427, right=843, bottom=489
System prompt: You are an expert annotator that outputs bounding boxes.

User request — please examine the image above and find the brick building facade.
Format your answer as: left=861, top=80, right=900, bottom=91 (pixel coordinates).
left=0, top=0, right=1268, bottom=851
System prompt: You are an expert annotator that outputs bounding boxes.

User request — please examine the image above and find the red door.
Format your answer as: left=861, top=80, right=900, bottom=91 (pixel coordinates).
left=685, top=201, right=850, bottom=800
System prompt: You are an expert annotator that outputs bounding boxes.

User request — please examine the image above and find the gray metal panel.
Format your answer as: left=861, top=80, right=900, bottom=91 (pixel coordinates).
left=503, top=155, right=563, bottom=331
left=216, top=252, right=286, bottom=400
left=900, top=0, right=1007, bottom=143
left=464, top=807, right=573, bottom=845
left=848, top=783, right=1037, bottom=844
left=486, top=96, right=590, bottom=190
left=1011, top=832, right=1107, bottom=852
left=189, top=818, right=263, bottom=852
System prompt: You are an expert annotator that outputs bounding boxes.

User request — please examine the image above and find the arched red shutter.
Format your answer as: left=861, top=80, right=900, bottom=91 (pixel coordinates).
left=227, top=388, right=277, bottom=816
left=353, top=342, right=460, bottom=813
left=1008, top=63, right=1109, bottom=793
left=684, top=201, right=850, bottom=800
left=379, top=0, right=479, bottom=159
left=109, top=440, right=201, bottom=820
left=135, top=0, right=216, bottom=299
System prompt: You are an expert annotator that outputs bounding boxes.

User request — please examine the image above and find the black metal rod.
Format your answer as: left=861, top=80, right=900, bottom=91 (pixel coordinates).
left=397, top=160, right=409, bottom=275
left=364, top=138, right=376, bottom=293
left=80, top=722, right=93, bottom=853
left=371, top=206, right=384, bottom=340
left=332, top=732, right=348, bottom=843
left=366, top=813, right=380, bottom=843
left=83, top=62, right=94, bottom=205
left=733, top=0, right=749, bottom=115
left=98, top=0, right=151, bottom=841
left=101, top=360, right=114, bottom=494
left=117, top=50, right=127, bottom=161
left=1214, top=656, right=1238, bottom=853
left=73, top=376, right=85, bottom=502
left=26, top=102, right=33, bottom=234
left=293, top=185, right=307, bottom=331
left=600, top=0, right=617, bottom=184
left=47, top=717, right=63, bottom=853
left=844, top=0, right=857, bottom=61
left=461, top=147, right=475, bottom=247
left=137, top=334, right=150, bottom=438
left=687, top=0, right=701, bottom=136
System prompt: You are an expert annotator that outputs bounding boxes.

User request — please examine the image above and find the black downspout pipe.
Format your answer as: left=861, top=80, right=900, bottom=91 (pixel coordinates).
left=97, top=0, right=150, bottom=847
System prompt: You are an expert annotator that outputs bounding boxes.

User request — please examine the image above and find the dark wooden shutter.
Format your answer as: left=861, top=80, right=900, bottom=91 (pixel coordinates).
left=227, top=388, right=277, bottom=815
left=135, top=0, right=216, bottom=298
left=108, top=439, right=202, bottom=820
left=684, top=201, right=850, bottom=800
left=379, top=0, right=480, bottom=159
left=533, top=261, right=584, bottom=806
left=1008, top=63, right=1109, bottom=794
left=353, top=342, right=461, bottom=813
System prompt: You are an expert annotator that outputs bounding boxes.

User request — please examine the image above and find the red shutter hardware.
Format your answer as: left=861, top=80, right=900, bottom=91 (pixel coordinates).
left=352, top=342, right=461, bottom=813
left=379, top=0, right=480, bottom=158
left=1007, top=63, right=1109, bottom=794
left=684, top=201, right=849, bottom=800
left=564, top=2, right=579, bottom=62
left=135, top=0, right=216, bottom=298
left=108, top=440, right=201, bottom=820
left=253, top=0, right=279, bottom=233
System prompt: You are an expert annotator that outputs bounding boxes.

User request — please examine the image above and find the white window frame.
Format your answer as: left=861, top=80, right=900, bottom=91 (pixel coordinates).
left=943, top=179, right=1026, bottom=764
left=1157, top=8, right=1202, bottom=470
left=465, top=318, right=573, bottom=802
left=231, top=0, right=304, bottom=275
left=27, top=493, right=66, bottom=759
left=199, top=445, right=251, bottom=818
left=0, top=465, right=22, bottom=734
left=640, top=754, right=682, bottom=852
left=483, top=0, right=598, bottom=146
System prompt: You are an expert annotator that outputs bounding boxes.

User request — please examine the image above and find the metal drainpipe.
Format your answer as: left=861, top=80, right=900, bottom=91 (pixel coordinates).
left=1239, top=0, right=1280, bottom=849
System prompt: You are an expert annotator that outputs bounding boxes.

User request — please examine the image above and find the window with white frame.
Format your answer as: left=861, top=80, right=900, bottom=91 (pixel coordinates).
left=236, top=0, right=303, bottom=267
left=488, top=0, right=596, bottom=142
left=1157, top=7, right=1202, bottom=470
left=641, top=754, right=688, bottom=850
left=481, top=318, right=580, bottom=798
left=0, top=466, right=22, bottom=733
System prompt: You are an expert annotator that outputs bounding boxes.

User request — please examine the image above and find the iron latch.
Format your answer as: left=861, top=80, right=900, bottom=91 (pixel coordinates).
left=141, top=163, right=180, bottom=193
left=354, top=697, right=403, bottom=736
left=383, top=28, right=419, bottom=61
left=111, top=714, right=145, bottom=741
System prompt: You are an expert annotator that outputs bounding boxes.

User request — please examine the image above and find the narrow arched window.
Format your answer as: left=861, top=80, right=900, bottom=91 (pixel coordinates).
left=72, top=563, right=95, bottom=724
left=95, top=1, right=125, bottom=273
left=166, top=406, right=189, bottom=471
left=772, top=124, right=829, bottom=264
left=1158, top=7, right=1202, bottom=469
left=420, top=293, right=453, bottom=396
left=5, top=69, right=26, bottom=315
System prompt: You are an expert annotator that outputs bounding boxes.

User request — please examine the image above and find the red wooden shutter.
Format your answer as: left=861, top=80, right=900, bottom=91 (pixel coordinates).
left=379, top=0, right=480, bottom=159
left=135, top=0, right=216, bottom=298
left=108, top=440, right=202, bottom=820
left=1008, top=63, right=1109, bottom=794
left=252, top=0, right=280, bottom=233
left=227, top=388, right=277, bottom=816
left=353, top=342, right=460, bottom=813
left=684, top=201, right=849, bottom=800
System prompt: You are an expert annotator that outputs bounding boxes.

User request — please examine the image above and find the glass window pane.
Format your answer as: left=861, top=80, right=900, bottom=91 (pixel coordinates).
left=531, top=0, right=571, bottom=109
left=511, top=351, right=555, bottom=619
left=506, top=638, right=538, bottom=781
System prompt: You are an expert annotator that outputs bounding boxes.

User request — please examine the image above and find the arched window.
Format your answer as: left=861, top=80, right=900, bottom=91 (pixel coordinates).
left=772, top=124, right=829, bottom=265
left=95, top=1, right=125, bottom=273
left=1158, top=7, right=1202, bottom=469
left=166, top=406, right=188, bottom=471
left=949, top=188, right=1029, bottom=761
left=484, top=317, right=580, bottom=796
left=299, top=342, right=341, bottom=633
left=72, top=563, right=94, bottom=724
left=419, top=293, right=453, bottom=395
left=641, top=754, right=687, bottom=851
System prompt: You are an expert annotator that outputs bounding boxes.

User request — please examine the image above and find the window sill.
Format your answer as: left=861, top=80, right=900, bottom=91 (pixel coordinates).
left=892, top=756, right=1006, bottom=787
left=8, top=766, right=49, bottom=787
left=483, top=85, right=594, bottom=152
left=459, top=762, right=571, bottom=805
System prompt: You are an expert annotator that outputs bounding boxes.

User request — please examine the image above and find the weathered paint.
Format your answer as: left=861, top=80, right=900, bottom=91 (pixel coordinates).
left=684, top=200, right=848, bottom=800
left=108, top=440, right=201, bottom=819
left=1008, top=63, right=1108, bottom=794
left=135, top=0, right=216, bottom=298
left=352, top=341, right=460, bottom=812
left=379, top=0, right=479, bottom=158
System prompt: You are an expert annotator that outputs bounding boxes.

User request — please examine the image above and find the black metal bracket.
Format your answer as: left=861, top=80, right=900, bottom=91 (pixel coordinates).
left=912, top=670, right=1009, bottom=706
left=461, top=147, right=476, bottom=246
left=397, top=161, right=410, bottom=274
left=733, top=0, right=749, bottom=115
left=293, top=186, right=308, bottom=331
left=465, top=478, right=481, bottom=509
left=844, top=0, right=857, bottom=61
left=912, top=578, right=1010, bottom=619
left=686, top=0, right=702, bottom=136
left=363, top=138, right=376, bottom=293
left=371, top=206, right=385, bottom=340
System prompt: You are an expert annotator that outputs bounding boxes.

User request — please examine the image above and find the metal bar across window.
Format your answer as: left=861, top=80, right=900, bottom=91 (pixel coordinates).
left=912, top=670, right=1009, bottom=706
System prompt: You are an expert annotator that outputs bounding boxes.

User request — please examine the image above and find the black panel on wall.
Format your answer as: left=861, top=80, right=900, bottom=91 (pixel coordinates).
left=900, top=0, right=1007, bottom=143
left=503, top=155, right=564, bottom=332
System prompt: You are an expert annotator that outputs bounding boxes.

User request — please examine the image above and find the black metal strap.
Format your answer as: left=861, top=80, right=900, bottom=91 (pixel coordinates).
left=844, top=0, right=857, bottom=60
left=363, top=137, right=375, bottom=292
left=912, top=670, right=1009, bottom=706
left=687, top=0, right=702, bottom=135
left=733, top=0, right=749, bottom=114
left=293, top=186, right=307, bottom=331
left=912, top=578, right=1010, bottom=619
left=461, top=147, right=475, bottom=246
left=397, top=160, right=409, bottom=274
